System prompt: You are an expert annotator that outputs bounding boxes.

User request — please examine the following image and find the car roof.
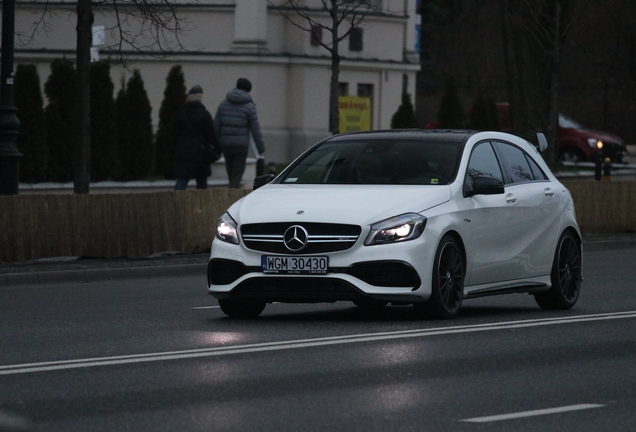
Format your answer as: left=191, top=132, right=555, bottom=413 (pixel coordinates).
left=328, top=129, right=477, bottom=144
left=327, top=129, right=547, bottom=153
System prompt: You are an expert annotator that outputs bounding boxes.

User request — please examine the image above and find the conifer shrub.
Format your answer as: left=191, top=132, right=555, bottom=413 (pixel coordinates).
left=14, top=64, right=47, bottom=183
left=469, top=93, right=500, bottom=131
left=436, top=76, right=465, bottom=129
left=90, top=60, right=119, bottom=181
left=116, top=70, right=153, bottom=181
left=391, top=92, right=418, bottom=129
left=154, top=65, right=186, bottom=179
left=44, top=58, right=78, bottom=182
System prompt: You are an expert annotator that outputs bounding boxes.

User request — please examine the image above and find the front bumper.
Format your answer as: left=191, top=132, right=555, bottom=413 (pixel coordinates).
left=207, top=233, right=437, bottom=303
left=207, top=258, right=423, bottom=303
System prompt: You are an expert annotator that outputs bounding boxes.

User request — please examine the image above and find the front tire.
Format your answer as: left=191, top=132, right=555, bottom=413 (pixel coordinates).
left=218, top=299, right=266, bottom=318
left=414, top=235, right=464, bottom=319
left=535, top=231, right=582, bottom=310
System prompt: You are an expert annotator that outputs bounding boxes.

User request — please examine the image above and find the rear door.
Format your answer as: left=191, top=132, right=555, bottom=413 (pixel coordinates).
left=491, top=141, right=561, bottom=278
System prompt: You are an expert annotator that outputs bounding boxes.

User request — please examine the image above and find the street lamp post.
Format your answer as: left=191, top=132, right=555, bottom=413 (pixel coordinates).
left=0, top=0, right=22, bottom=195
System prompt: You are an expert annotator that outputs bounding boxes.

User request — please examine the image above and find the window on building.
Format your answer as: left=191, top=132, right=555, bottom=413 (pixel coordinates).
left=362, top=0, right=383, bottom=7
left=311, top=25, right=322, bottom=46
left=338, top=0, right=382, bottom=7
left=339, top=82, right=349, bottom=96
left=349, top=27, right=363, bottom=52
left=357, top=83, right=373, bottom=98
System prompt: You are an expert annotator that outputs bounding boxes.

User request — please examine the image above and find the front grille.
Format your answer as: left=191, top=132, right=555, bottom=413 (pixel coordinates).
left=230, top=277, right=364, bottom=302
left=241, top=222, right=362, bottom=254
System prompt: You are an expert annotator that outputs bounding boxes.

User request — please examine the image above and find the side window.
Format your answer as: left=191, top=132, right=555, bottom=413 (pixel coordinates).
left=526, top=154, right=548, bottom=180
left=465, top=142, right=503, bottom=192
left=466, top=142, right=503, bottom=180
left=493, top=142, right=534, bottom=184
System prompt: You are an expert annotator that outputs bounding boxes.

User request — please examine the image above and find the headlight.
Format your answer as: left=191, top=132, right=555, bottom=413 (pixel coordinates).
left=216, top=212, right=239, bottom=244
left=587, top=138, right=602, bottom=149
left=364, top=213, right=427, bottom=246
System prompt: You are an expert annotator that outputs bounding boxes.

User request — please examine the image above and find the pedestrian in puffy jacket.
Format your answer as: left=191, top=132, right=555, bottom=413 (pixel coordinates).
left=215, top=78, right=265, bottom=188
left=173, top=85, right=220, bottom=190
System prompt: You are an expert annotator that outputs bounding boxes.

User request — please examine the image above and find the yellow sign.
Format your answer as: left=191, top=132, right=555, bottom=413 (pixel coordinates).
left=339, top=96, right=371, bottom=132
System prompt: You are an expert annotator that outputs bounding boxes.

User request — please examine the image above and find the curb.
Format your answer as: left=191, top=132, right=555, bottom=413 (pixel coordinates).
left=583, top=238, right=636, bottom=252
left=0, top=263, right=206, bottom=288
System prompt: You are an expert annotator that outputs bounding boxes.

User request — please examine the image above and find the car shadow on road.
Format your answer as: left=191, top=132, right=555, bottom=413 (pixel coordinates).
left=210, top=303, right=545, bottom=323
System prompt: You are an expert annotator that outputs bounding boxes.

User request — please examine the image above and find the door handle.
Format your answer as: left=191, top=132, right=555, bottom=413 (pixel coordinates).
left=505, top=194, right=517, bottom=204
left=544, top=188, right=555, bottom=197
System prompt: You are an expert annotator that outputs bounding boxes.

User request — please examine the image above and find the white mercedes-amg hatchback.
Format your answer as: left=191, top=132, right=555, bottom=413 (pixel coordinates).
left=208, top=130, right=582, bottom=319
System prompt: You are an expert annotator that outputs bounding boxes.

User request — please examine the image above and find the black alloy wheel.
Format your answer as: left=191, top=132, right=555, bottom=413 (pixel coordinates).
left=535, top=230, right=582, bottom=310
left=414, top=235, right=464, bottom=319
left=218, top=299, right=267, bottom=318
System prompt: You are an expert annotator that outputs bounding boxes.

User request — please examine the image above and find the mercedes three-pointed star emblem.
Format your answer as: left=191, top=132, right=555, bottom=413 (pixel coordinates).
left=283, top=225, right=309, bottom=252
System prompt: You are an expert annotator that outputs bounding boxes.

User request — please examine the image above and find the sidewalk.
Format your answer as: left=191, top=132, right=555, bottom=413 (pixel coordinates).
left=1, top=234, right=635, bottom=287
left=18, top=158, right=261, bottom=194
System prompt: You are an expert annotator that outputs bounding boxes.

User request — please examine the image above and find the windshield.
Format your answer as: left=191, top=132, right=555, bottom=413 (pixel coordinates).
left=558, top=113, right=585, bottom=129
left=281, top=139, right=461, bottom=185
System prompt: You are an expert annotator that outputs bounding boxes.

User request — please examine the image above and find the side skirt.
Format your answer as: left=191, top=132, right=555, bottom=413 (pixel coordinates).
left=464, top=276, right=551, bottom=300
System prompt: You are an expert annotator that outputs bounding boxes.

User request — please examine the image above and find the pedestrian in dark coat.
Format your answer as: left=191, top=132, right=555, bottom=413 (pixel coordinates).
left=174, top=85, right=220, bottom=190
left=215, top=78, right=265, bottom=188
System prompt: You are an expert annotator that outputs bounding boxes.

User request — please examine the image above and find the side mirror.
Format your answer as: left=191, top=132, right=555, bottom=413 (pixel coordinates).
left=536, top=133, right=548, bottom=152
left=465, top=176, right=505, bottom=197
left=253, top=174, right=275, bottom=190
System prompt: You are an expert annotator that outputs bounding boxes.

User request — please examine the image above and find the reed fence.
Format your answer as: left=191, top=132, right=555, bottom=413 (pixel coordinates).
left=1, top=182, right=633, bottom=262
left=0, top=189, right=249, bottom=262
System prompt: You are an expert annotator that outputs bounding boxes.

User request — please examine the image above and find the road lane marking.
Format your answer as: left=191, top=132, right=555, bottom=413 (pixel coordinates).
left=191, top=306, right=219, bottom=310
left=1, top=310, right=636, bottom=375
left=461, top=404, right=605, bottom=423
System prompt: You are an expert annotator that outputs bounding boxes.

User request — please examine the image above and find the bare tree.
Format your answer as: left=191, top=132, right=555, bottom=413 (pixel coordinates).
left=502, top=0, right=582, bottom=168
left=24, top=0, right=187, bottom=193
left=600, top=0, right=636, bottom=139
left=268, top=0, right=388, bottom=134
left=76, top=0, right=93, bottom=194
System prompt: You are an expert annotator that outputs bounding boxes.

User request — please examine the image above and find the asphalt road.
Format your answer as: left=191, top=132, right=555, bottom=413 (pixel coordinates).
left=1, top=248, right=635, bottom=432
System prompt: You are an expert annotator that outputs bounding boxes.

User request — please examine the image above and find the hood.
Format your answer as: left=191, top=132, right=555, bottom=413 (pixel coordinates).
left=577, top=128, right=625, bottom=145
left=225, top=88, right=253, bottom=105
left=227, top=184, right=452, bottom=226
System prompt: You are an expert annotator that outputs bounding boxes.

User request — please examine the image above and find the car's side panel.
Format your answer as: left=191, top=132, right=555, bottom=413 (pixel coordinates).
left=509, top=181, right=563, bottom=277
left=455, top=192, right=520, bottom=286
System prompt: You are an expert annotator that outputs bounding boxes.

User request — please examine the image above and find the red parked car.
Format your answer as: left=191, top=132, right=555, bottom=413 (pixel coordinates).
left=496, top=103, right=629, bottom=163
left=426, top=102, right=629, bottom=163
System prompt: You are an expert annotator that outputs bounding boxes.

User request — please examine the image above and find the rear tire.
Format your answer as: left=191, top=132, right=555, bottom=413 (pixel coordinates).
left=535, top=231, right=582, bottom=310
left=414, top=235, right=464, bottom=319
left=218, top=299, right=266, bottom=318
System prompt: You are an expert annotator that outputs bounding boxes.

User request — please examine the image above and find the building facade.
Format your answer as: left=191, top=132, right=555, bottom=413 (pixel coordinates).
left=12, top=0, right=420, bottom=164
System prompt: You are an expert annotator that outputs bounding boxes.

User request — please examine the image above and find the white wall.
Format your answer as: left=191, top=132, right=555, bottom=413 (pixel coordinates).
left=11, top=0, right=420, bottom=165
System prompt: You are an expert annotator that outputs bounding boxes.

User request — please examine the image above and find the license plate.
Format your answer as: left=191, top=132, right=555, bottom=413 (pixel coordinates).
left=261, top=255, right=329, bottom=274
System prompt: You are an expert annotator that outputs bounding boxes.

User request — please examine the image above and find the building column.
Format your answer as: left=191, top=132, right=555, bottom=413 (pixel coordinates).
left=232, top=0, right=268, bottom=53
left=404, top=0, right=420, bottom=63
